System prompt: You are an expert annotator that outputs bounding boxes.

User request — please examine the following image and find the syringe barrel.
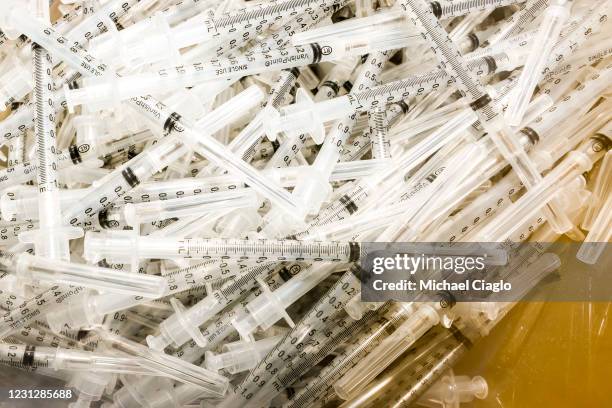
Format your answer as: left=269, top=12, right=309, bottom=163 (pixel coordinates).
left=263, top=263, right=335, bottom=308
left=0, top=57, right=32, bottom=109
left=338, top=325, right=473, bottom=408
left=207, top=334, right=278, bottom=374
left=505, top=2, right=570, bottom=126
left=124, top=189, right=257, bottom=226
left=577, top=195, right=612, bottom=264
left=15, top=253, right=168, bottom=297
left=531, top=64, right=612, bottom=139
left=334, top=305, right=440, bottom=400
left=583, top=150, right=612, bottom=230
left=149, top=293, right=223, bottom=350
left=102, top=331, right=230, bottom=395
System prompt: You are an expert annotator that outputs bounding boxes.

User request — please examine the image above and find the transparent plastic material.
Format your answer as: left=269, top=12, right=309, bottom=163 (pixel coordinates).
left=84, top=231, right=357, bottom=263
left=14, top=254, right=168, bottom=297
left=577, top=195, right=612, bottom=264
left=334, top=304, right=442, bottom=400
left=205, top=334, right=284, bottom=374
left=505, top=1, right=570, bottom=126
left=582, top=150, right=612, bottom=230
left=232, top=263, right=335, bottom=338
left=0, top=0, right=608, bottom=405
left=96, top=330, right=229, bottom=396
left=417, top=371, right=488, bottom=408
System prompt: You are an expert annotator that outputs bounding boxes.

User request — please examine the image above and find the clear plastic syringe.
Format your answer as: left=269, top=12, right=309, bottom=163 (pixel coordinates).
left=305, top=50, right=393, bottom=201
left=230, top=308, right=385, bottom=407
left=0, top=342, right=167, bottom=375
left=205, top=333, right=285, bottom=375
left=231, top=263, right=338, bottom=339
left=122, top=189, right=259, bottom=227
left=333, top=302, right=448, bottom=400
left=264, top=52, right=514, bottom=138
left=297, top=126, right=483, bottom=240
left=61, top=87, right=264, bottom=229
left=63, top=35, right=416, bottom=111
left=576, top=126, right=612, bottom=264
left=504, top=0, right=570, bottom=126
left=583, top=147, right=612, bottom=231
left=0, top=283, right=90, bottom=341
left=481, top=0, right=552, bottom=47
left=476, top=127, right=611, bottom=241
left=290, top=0, right=524, bottom=46
left=95, top=329, right=229, bottom=396
left=0, top=8, right=307, bottom=223
left=84, top=231, right=508, bottom=264
left=0, top=250, right=167, bottom=298
left=192, top=0, right=348, bottom=52
left=0, top=93, right=60, bottom=146
left=399, top=0, right=577, bottom=235
left=282, top=302, right=414, bottom=408
left=18, top=3, right=82, bottom=260
left=335, top=324, right=479, bottom=408
left=220, top=269, right=366, bottom=407
left=107, top=267, right=301, bottom=408
left=0, top=130, right=155, bottom=200
left=45, top=292, right=171, bottom=333
left=84, top=232, right=362, bottom=264
left=132, top=159, right=388, bottom=201
left=145, top=262, right=282, bottom=350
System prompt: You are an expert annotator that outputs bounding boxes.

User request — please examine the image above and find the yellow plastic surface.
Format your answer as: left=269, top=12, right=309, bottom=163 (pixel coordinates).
left=455, top=301, right=612, bottom=408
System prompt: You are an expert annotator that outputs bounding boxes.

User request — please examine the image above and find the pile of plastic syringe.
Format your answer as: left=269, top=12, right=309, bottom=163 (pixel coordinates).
left=0, top=0, right=609, bottom=406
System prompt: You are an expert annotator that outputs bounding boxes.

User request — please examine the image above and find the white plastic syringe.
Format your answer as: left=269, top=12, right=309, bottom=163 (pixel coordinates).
left=45, top=292, right=168, bottom=333
left=219, top=269, right=365, bottom=407
left=61, top=87, right=264, bottom=229
left=18, top=3, right=83, bottom=261
left=482, top=0, right=552, bottom=47
left=0, top=342, right=167, bottom=375
left=289, top=0, right=524, bottom=47
left=145, top=262, right=283, bottom=350
left=0, top=251, right=168, bottom=297
left=504, top=0, right=570, bottom=126
left=0, top=8, right=308, bottom=223
left=205, top=333, right=285, bottom=374
left=231, top=263, right=338, bottom=339
left=122, top=189, right=259, bottom=227
left=476, top=134, right=610, bottom=242
left=84, top=230, right=508, bottom=265
left=264, top=52, right=515, bottom=139
left=84, top=231, right=361, bottom=264
left=63, top=33, right=418, bottom=112
left=96, top=329, right=230, bottom=396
